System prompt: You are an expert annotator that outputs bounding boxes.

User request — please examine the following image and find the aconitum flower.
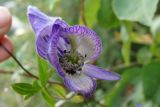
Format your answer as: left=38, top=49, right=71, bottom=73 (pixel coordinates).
left=27, top=5, right=121, bottom=96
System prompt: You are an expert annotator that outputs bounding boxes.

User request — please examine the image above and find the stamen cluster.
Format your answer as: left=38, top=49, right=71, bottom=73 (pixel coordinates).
left=59, top=50, right=85, bottom=75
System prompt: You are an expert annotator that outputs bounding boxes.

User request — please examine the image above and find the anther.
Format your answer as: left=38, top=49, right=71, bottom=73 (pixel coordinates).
left=63, top=50, right=67, bottom=53
left=77, top=68, right=82, bottom=71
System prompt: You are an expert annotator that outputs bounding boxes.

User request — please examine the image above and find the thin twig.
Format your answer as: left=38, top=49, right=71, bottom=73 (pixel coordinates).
left=55, top=92, right=75, bottom=107
left=48, top=80, right=64, bottom=87
left=0, top=43, right=64, bottom=87
left=0, top=43, right=38, bottom=79
left=80, top=0, right=87, bottom=26
left=0, top=69, right=64, bottom=87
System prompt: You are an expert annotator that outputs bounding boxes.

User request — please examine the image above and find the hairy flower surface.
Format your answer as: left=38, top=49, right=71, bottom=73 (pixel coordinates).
left=27, top=5, right=121, bottom=96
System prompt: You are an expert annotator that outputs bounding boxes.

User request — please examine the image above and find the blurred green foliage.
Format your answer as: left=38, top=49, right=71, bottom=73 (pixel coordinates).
left=0, top=0, right=160, bottom=107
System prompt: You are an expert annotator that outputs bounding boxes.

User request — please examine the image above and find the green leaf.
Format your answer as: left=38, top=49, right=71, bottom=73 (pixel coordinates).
left=32, top=80, right=41, bottom=90
left=105, top=67, right=141, bottom=107
left=137, top=47, right=152, bottom=64
left=12, top=83, right=38, bottom=95
left=24, top=93, right=35, bottom=100
left=112, top=0, right=159, bottom=26
left=37, top=55, right=49, bottom=86
left=98, top=0, right=120, bottom=29
left=142, top=61, right=160, bottom=100
left=154, top=86, right=160, bottom=105
left=23, top=81, right=41, bottom=100
left=84, top=0, right=100, bottom=27
left=41, top=88, right=55, bottom=106
left=151, top=43, right=160, bottom=59
left=70, top=95, right=84, bottom=103
left=52, top=85, right=66, bottom=98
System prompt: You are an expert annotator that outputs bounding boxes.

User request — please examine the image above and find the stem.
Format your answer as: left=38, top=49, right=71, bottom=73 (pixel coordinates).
left=121, top=21, right=132, bottom=66
left=0, top=43, right=64, bottom=87
left=48, top=80, right=64, bottom=87
left=55, top=92, right=75, bottom=107
left=80, top=0, right=87, bottom=26
left=0, top=43, right=38, bottom=79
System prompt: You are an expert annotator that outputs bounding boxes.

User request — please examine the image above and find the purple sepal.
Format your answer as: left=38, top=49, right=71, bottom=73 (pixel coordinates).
left=64, top=74, right=97, bottom=97
left=27, top=5, right=68, bottom=59
left=61, top=25, right=102, bottom=61
left=35, top=23, right=53, bottom=59
left=83, top=64, right=121, bottom=80
left=47, top=24, right=65, bottom=77
left=27, top=5, right=60, bottom=34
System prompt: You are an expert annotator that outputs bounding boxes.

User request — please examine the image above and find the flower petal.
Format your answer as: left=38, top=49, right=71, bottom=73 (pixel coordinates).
left=35, top=24, right=53, bottom=59
left=27, top=6, right=68, bottom=59
left=62, top=25, right=102, bottom=61
left=36, top=24, right=70, bottom=59
left=83, top=64, right=121, bottom=80
left=27, top=5, right=60, bottom=34
left=64, top=73, right=96, bottom=97
left=46, top=24, right=65, bottom=77
left=57, top=37, right=71, bottom=53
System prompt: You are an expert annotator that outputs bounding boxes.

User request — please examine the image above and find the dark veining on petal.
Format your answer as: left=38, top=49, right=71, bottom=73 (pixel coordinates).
left=43, top=34, right=50, bottom=42
left=61, top=25, right=102, bottom=61
left=63, top=37, right=70, bottom=44
left=69, top=27, right=74, bottom=33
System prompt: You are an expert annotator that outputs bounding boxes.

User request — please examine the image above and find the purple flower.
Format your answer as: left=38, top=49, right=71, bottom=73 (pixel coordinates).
left=135, top=104, right=142, bottom=107
left=27, top=5, right=121, bottom=97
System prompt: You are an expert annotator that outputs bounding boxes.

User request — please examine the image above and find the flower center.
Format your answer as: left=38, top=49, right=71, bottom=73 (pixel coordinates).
left=59, top=50, right=85, bottom=75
